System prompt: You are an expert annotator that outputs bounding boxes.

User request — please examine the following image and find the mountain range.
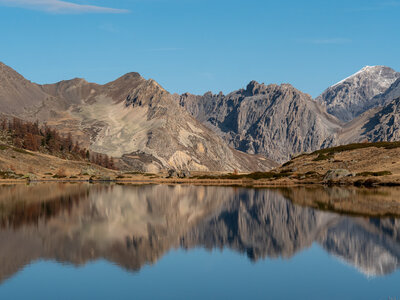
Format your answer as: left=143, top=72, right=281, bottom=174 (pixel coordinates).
left=178, top=65, right=400, bottom=162
left=1, top=62, right=400, bottom=169
left=0, top=62, right=275, bottom=172
left=177, top=81, right=341, bottom=162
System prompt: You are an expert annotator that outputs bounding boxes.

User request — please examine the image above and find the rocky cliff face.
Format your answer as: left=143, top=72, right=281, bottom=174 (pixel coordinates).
left=366, top=77, right=400, bottom=110
left=0, top=63, right=276, bottom=172
left=316, top=66, right=400, bottom=122
left=178, top=66, right=400, bottom=162
left=315, top=66, right=400, bottom=146
left=178, top=81, right=341, bottom=162
left=337, top=97, right=400, bottom=144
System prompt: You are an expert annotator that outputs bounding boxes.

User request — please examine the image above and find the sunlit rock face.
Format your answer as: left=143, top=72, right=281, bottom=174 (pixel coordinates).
left=178, top=82, right=341, bottom=163
left=0, top=62, right=276, bottom=172
left=1, top=184, right=400, bottom=282
left=316, top=66, right=400, bottom=122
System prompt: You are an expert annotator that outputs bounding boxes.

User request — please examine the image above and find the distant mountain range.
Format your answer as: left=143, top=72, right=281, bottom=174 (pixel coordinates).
left=1, top=62, right=400, bottom=169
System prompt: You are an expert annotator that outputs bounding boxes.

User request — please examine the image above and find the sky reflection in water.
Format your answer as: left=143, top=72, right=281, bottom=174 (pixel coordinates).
left=0, top=183, right=399, bottom=300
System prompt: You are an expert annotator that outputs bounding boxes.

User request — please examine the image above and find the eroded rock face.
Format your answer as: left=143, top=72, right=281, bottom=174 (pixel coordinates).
left=0, top=63, right=276, bottom=172
left=177, top=66, right=400, bottom=163
left=360, top=98, right=400, bottom=142
left=316, top=66, right=400, bottom=122
left=178, top=82, right=341, bottom=163
left=337, top=97, right=400, bottom=144
left=357, top=77, right=400, bottom=113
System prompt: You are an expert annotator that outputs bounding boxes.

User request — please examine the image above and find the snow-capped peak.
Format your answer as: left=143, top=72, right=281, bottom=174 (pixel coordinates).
left=331, top=66, right=385, bottom=88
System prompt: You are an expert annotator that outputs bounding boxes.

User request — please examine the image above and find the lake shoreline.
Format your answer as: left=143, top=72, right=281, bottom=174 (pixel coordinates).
left=2, top=175, right=400, bottom=188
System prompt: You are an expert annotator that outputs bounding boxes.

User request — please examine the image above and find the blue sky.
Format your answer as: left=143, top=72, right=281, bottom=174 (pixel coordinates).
left=0, top=0, right=399, bottom=97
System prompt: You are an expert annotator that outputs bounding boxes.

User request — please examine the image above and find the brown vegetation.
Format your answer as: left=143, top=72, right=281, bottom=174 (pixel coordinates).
left=277, top=141, right=400, bottom=186
left=0, top=117, right=115, bottom=170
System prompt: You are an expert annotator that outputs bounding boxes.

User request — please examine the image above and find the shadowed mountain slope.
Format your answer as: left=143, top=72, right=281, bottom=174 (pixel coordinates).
left=337, top=97, right=400, bottom=144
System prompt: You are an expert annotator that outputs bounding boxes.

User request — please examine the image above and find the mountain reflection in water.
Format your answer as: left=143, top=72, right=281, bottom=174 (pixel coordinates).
left=0, top=183, right=400, bottom=283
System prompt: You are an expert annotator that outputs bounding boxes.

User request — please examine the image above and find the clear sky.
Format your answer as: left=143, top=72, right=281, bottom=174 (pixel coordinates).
left=0, top=0, right=399, bottom=97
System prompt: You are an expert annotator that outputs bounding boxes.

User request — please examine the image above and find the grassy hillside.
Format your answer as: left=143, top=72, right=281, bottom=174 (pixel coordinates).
left=275, top=141, right=400, bottom=186
left=0, top=143, right=117, bottom=181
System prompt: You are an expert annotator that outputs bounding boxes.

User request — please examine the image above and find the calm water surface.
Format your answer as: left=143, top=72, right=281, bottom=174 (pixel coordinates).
left=0, top=183, right=399, bottom=300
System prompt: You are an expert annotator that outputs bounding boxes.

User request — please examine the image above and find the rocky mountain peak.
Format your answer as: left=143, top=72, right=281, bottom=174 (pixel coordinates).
left=101, top=72, right=147, bottom=102
left=332, top=65, right=397, bottom=87
left=278, top=83, right=304, bottom=97
left=118, top=72, right=142, bottom=81
left=179, top=81, right=341, bottom=162
left=0, top=61, right=30, bottom=84
left=0, top=62, right=49, bottom=115
left=242, top=82, right=305, bottom=100
left=48, top=77, right=89, bottom=88
left=125, top=78, right=169, bottom=108
left=317, top=65, right=400, bottom=122
left=245, top=80, right=267, bottom=96
left=67, top=77, right=88, bottom=84
left=105, top=72, right=143, bottom=89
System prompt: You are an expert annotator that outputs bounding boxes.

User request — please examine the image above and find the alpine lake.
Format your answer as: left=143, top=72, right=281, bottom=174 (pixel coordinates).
left=0, top=183, right=399, bottom=300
